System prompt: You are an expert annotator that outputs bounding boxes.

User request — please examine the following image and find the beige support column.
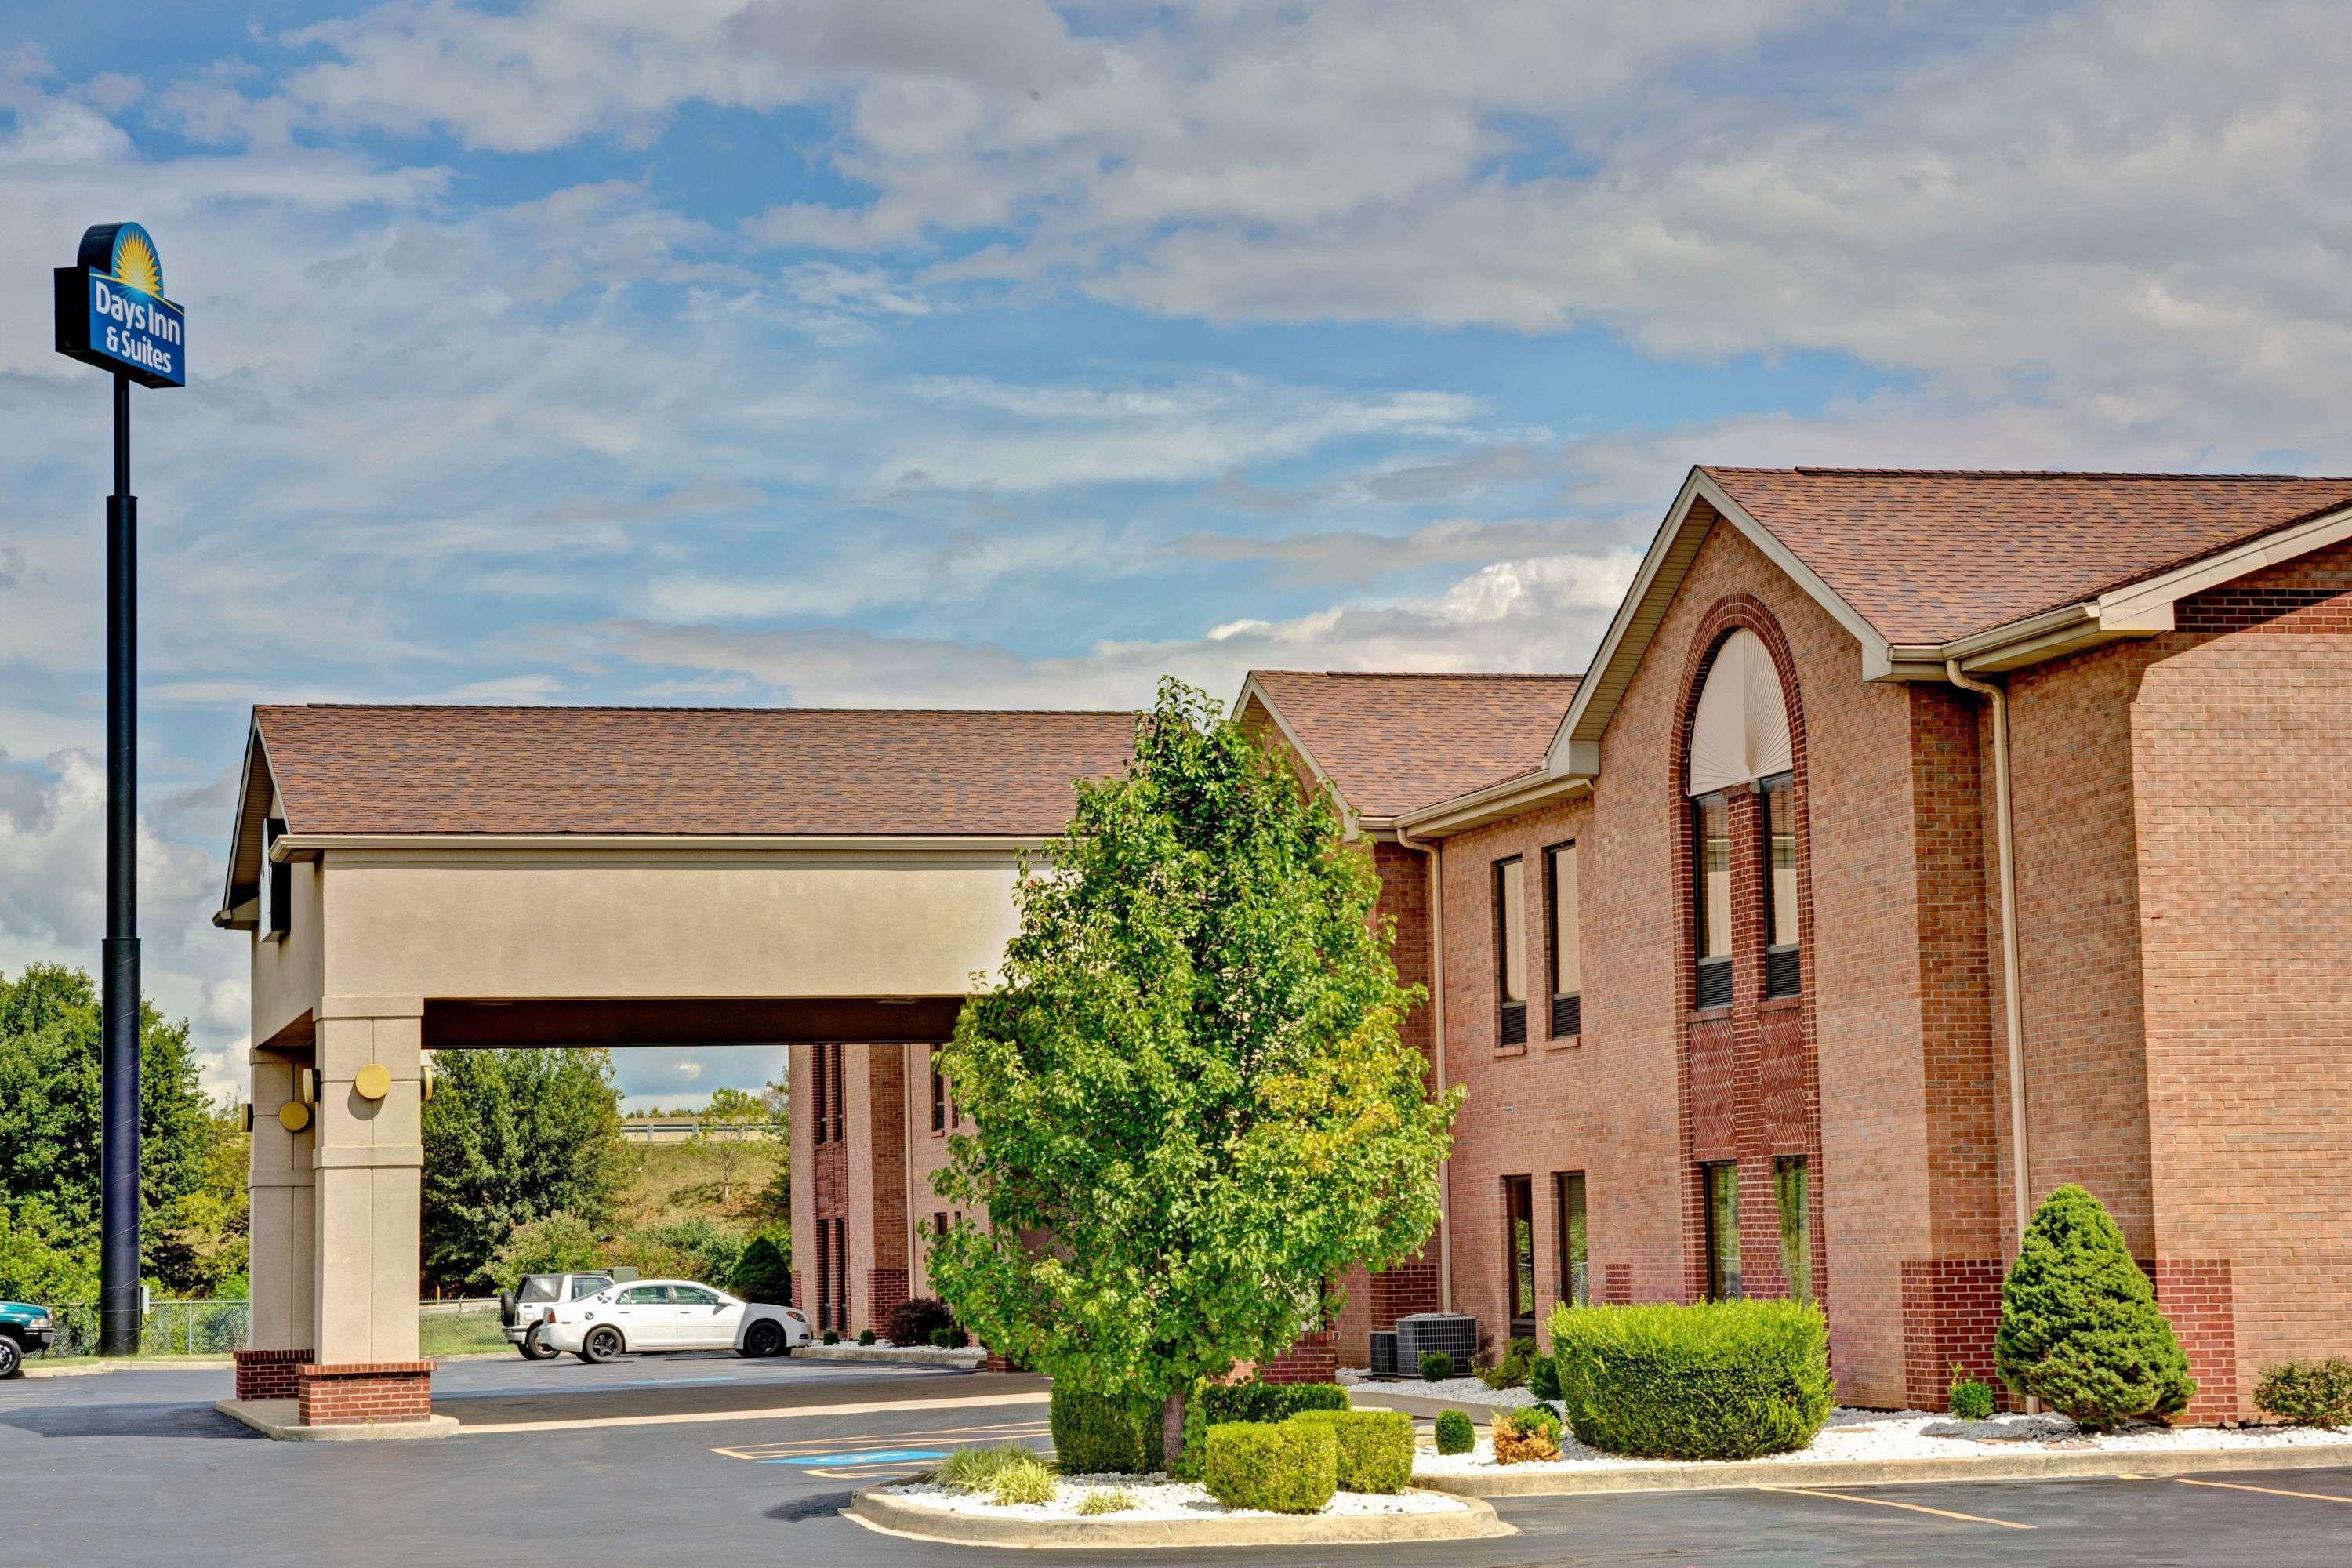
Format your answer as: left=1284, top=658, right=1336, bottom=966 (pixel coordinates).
left=301, top=996, right=433, bottom=1425
left=238, top=1047, right=316, bottom=1402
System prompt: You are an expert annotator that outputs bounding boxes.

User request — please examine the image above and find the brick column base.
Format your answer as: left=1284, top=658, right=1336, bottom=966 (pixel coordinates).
left=1258, top=1330, right=1338, bottom=1385
left=2153, top=1258, right=2240, bottom=1422
left=297, top=1361, right=436, bottom=1427
left=869, top=1268, right=909, bottom=1338
left=234, top=1348, right=312, bottom=1402
left=1900, top=1258, right=2005, bottom=1411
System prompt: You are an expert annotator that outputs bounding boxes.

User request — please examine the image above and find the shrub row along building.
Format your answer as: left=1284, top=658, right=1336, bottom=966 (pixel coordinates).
left=225, top=466, right=2352, bottom=1424
left=790, top=466, right=2352, bottom=1421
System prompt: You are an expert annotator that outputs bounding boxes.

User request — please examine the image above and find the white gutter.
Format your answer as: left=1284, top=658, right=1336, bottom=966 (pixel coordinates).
left=1944, top=661, right=2034, bottom=1276
left=1393, top=821, right=1451, bottom=1312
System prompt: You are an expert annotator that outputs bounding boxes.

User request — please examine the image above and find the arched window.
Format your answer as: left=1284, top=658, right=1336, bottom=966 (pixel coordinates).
left=1686, top=630, right=1798, bottom=1007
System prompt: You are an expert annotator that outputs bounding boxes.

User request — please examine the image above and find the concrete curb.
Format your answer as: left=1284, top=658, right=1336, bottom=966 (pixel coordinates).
left=1412, top=1439, right=2352, bottom=1497
left=25, top=1356, right=234, bottom=1377
left=794, top=1345, right=988, bottom=1370
left=216, top=1398, right=460, bottom=1442
left=846, top=1483, right=1513, bottom=1550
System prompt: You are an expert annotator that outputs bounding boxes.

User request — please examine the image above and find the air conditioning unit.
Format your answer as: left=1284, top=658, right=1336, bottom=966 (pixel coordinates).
left=1367, top=1330, right=1399, bottom=1378
left=1394, top=1312, right=1477, bottom=1370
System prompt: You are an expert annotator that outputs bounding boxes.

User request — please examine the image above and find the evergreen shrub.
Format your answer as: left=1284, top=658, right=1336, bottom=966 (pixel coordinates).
left=1995, top=1185, right=2194, bottom=1431
left=2254, top=1359, right=2352, bottom=1428
left=1433, top=1409, right=1475, bottom=1454
left=1287, top=1408, right=1414, bottom=1493
left=1552, top=1298, right=1833, bottom=1460
left=1049, top=1384, right=1164, bottom=1474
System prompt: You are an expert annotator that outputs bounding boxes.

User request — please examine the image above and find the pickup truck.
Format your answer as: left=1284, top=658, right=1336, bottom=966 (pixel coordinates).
left=0, top=1300, right=56, bottom=1377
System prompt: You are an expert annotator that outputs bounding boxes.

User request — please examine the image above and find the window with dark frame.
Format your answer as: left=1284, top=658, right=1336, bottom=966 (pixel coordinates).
left=263, top=817, right=290, bottom=937
left=931, top=1057, right=948, bottom=1133
left=1495, top=856, right=1527, bottom=1046
left=1775, top=1156, right=1812, bottom=1302
left=1761, top=773, right=1801, bottom=997
left=1555, top=1171, right=1588, bottom=1308
left=827, top=1043, right=844, bottom=1142
left=809, top=1045, right=827, bottom=1145
left=1692, top=793, right=1733, bottom=1009
left=1504, top=1175, right=1536, bottom=1337
left=1546, top=841, right=1581, bottom=1039
left=1702, top=1161, right=1742, bottom=1300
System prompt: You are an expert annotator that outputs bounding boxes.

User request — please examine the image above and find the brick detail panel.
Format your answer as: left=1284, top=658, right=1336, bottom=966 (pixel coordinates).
left=1258, top=1330, right=1338, bottom=1385
left=234, top=1348, right=311, bottom=1403
left=1900, top=1258, right=2005, bottom=1411
left=1759, top=1007, right=1809, bottom=1149
left=1368, top=1262, right=1438, bottom=1330
left=1602, top=1263, right=1633, bottom=1305
left=1687, top=1014, right=1737, bottom=1159
left=2153, top=1258, right=2239, bottom=1422
left=868, top=1268, right=909, bottom=1336
left=297, top=1361, right=434, bottom=1427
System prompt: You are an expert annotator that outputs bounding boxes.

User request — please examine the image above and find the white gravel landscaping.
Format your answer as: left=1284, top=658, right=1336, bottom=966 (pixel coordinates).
left=887, top=1474, right=1472, bottom=1523
left=1412, top=1406, right=2352, bottom=1475
left=1341, top=1367, right=1557, bottom=1410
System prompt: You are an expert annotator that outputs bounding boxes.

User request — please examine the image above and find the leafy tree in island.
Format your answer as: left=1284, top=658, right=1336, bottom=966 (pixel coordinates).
left=421, top=1047, right=627, bottom=1290
left=927, top=679, right=1459, bottom=1468
left=0, top=964, right=214, bottom=1296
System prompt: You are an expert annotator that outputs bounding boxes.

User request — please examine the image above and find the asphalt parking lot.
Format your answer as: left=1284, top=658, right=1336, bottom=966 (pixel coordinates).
left=5, top=1355, right=2352, bottom=1566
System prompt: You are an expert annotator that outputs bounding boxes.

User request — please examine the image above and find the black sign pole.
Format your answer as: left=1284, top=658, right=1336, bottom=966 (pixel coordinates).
left=99, top=366, right=141, bottom=1357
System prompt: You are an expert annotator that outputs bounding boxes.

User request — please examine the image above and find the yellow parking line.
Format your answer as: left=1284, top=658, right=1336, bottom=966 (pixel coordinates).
left=2176, top=1477, right=2352, bottom=1504
left=461, top=1388, right=1050, bottom=1435
left=712, top=1419, right=1049, bottom=1461
left=1753, top=1485, right=2035, bottom=1530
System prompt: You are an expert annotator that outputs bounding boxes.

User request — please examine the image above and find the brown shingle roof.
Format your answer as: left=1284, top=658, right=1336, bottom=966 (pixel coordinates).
left=1244, top=671, right=1579, bottom=820
left=1702, top=467, right=2352, bottom=645
left=253, top=705, right=1136, bottom=837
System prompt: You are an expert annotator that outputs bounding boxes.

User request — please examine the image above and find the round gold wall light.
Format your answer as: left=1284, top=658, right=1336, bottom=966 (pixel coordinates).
left=278, top=1101, right=312, bottom=1133
left=354, top=1063, right=393, bottom=1101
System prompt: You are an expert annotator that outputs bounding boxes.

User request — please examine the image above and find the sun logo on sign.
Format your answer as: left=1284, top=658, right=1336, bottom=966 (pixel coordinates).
left=111, top=230, right=164, bottom=298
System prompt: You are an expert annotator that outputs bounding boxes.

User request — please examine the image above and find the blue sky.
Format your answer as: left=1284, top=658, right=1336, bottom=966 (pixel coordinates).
left=5, top=0, right=2350, bottom=1107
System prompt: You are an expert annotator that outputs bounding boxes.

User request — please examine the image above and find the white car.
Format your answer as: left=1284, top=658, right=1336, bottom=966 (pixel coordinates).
left=536, top=1279, right=811, bottom=1363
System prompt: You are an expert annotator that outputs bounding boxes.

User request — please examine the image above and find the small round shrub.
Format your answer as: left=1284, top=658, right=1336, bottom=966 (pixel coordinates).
left=1529, top=1353, right=1563, bottom=1403
left=1491, top=1407, right=1560, bottom=1465
left=1476, top=1336, right=1535, bottom=1390
left=1948, top=1364, right=1997, bottom=1421
left=858, top=1328, right=877, bottom=1347
left=1506, top=1403, right=1562, bottom=1443
left=930, top=1325, right=971, bottom=1348
left=1049, top=1385, right=1161, bottom=1475
left=1287, top=1409, right=1414, bottom=1494
left=1552, top=1298, right=1833, bottom=1460
left=1996, top=1185, right=2194, bottom=1431
left=821, top=1329, right=840, bottom=1346
left=2256, top=1358, right=2352, bottom=1428
left=889, top=1295, right=956, bottom=1347
left=1203, top=1419, right=1337, bottom=1514
left=1418, top=1349, right=1454, bottom=1382
left=1434, top=1409, right=1475, bottom=1455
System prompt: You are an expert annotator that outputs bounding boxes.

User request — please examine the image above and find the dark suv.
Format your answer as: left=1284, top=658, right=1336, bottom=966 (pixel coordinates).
left=0, top=1301, right=56, bottom=1377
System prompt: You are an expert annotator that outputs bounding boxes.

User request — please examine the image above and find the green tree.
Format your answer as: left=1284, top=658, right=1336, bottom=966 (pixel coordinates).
left=0, top=964, right=212, bottom=1293
left=1996, top=1184, right=2194, bottom=1429
left=693, top=1084, right=782, bottom=1206
left=731, top=1227, right=793, bottom=1304
left=482, top=1212, right=605, bottom=1294
left=929, top=679, right=1458, bottom=1468
left=149, top=1094, right=252, bottom=1298
left=421, top=1048, right=626, bottom=1289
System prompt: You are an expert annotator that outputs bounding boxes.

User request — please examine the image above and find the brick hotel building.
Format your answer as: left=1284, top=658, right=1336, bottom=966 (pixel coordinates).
left=791, top=466, right=2352, bottom=1421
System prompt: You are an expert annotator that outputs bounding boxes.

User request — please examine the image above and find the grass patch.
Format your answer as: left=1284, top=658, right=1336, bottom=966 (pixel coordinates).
left=938, top=1443, right=1059, bottom=1506
left=1076, top=1488, right=1137, bottom=1515
left=419, top=1311, right=510, bottom=1357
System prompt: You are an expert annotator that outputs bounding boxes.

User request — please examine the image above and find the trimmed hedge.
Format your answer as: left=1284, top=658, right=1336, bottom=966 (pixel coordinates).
left=1551, top=1298, right=1834, bottom=1460
left=1049, top=1385, right=1164, bottom=1475
left=2255, top=1358, right=2352, bottom=1428
left=1288, top=1409, right=1414, bottom=1494
left=1177, top=1381, right=1349, bottom=1478
left=1996, top=1185, right=2193, bottom=1430
left=1434, top=1409, right=1475, bottom=1454
left=1203, top=1420, right=1337, bottom=1514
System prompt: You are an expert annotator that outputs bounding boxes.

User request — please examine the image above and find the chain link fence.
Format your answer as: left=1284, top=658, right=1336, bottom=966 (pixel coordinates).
left=35, top=1298, right=507, bottom=1359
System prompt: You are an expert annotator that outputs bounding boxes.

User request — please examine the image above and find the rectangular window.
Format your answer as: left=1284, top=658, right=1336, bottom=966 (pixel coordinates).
left=1693, top=793, right=1733, bottom=1009
left=1495, top=857, right=1527, bottom=1045
left=1703, top=1161, right=1742, bottom=1300
left=1775, top=1156, right=1812, bottom=1302
left=931, top=1058, right=947, bottom=1133
left=1547, top=842, right=1581, bottom=1039
left=262, top=817, right=291, bottom=938
left=814, top=1216, right=832, bottom=1329
left=1504, top=1175, right=1536, bottom=1337
left=1762, top=774, right=1800, bottom=998
left=809, top=1045, right=827, bottom=1145
left=826, top=1044, right=845, bottom=1142
left=1555, top=1171, right=1588, bottom=1308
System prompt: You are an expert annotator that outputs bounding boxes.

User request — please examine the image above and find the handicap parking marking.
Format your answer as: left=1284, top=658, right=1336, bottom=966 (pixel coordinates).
left=763, top=1447, right=952, bottom=1466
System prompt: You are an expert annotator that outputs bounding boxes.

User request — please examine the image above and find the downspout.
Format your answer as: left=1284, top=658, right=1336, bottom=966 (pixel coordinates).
left=1393, top=823, right=1451, bottom=1312
left=1945, top=661, right=2034, bottom=1273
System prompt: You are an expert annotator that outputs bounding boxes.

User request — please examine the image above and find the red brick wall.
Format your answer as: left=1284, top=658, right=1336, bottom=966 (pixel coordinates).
left=2128, top=541, right=2352, bottom=1415
left=234, top=1347, right=310, bottom=1403
left=297, top=1361, right=433, bottom=1426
